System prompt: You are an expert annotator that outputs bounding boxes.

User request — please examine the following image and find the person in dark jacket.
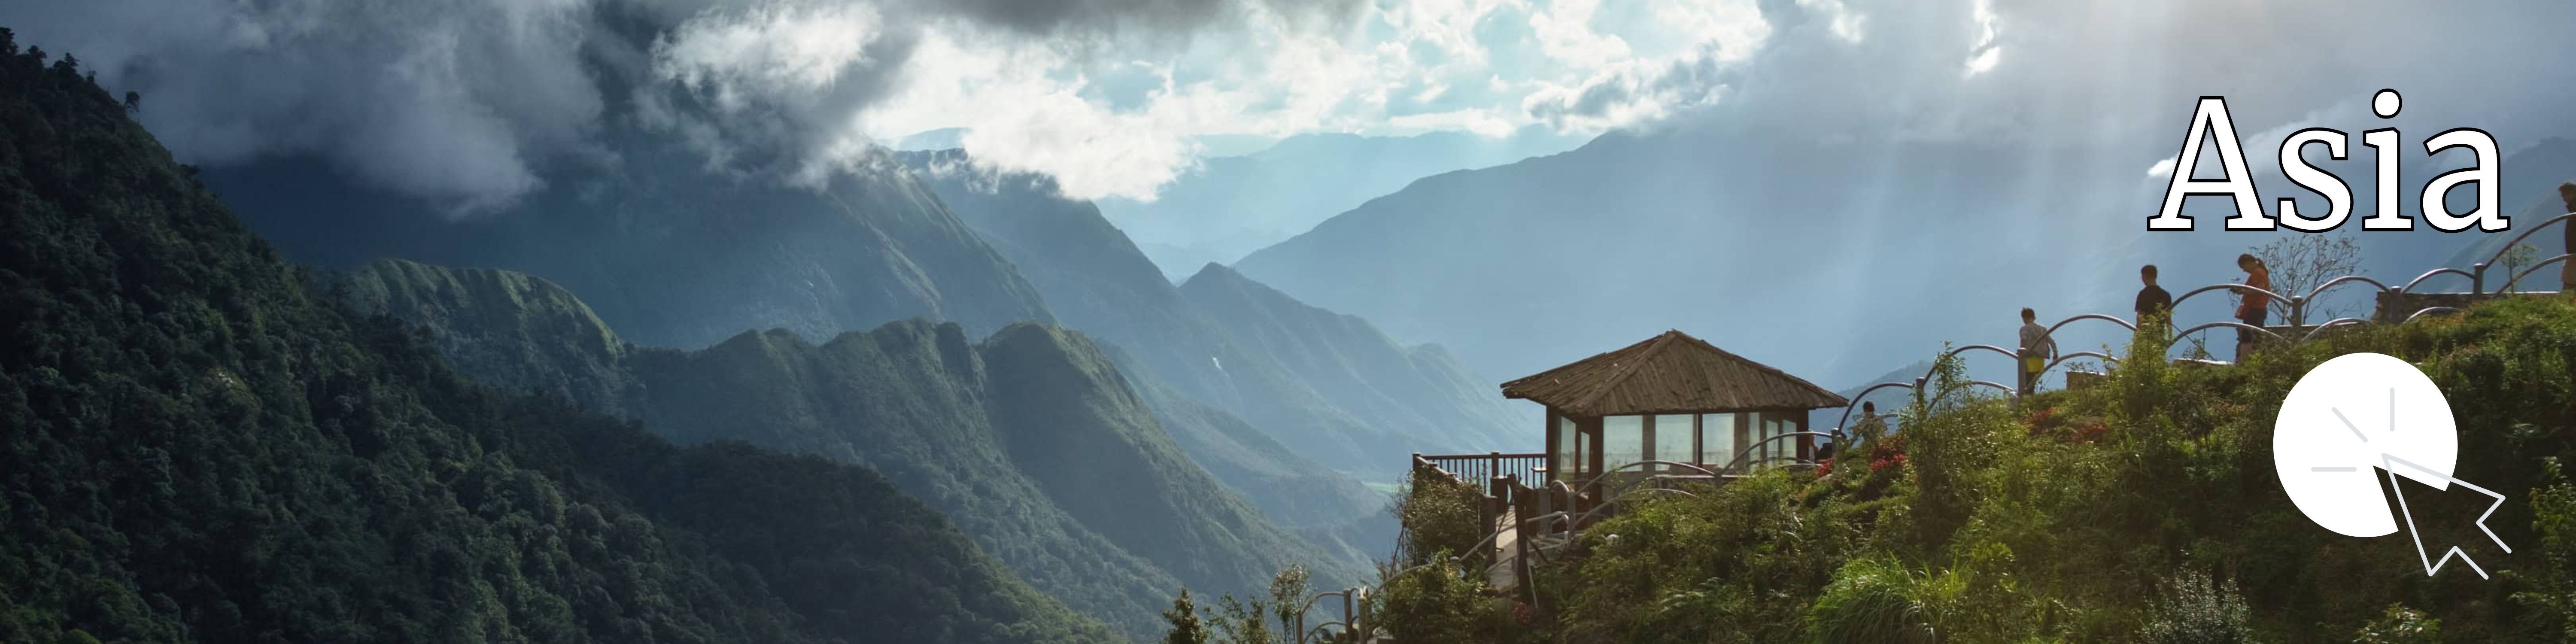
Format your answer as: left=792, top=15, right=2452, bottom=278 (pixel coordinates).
left=2135, top=264, right=2174, bottom=328
left=2560, top=182, right=2575, bottom=293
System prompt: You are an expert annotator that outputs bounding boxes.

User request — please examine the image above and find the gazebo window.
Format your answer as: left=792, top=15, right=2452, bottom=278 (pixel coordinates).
left=1653, top=414, right=1690, bottom=471
left=1554, top=414, right=1580, bottom=483
left=1700, top=412, right=1738, bottom=470
left=1602, top=415, right=1645, bottom=475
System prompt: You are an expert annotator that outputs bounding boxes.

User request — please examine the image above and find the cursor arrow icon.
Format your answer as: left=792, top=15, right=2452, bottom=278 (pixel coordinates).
left=2381, top=452, right=2511, bottom=578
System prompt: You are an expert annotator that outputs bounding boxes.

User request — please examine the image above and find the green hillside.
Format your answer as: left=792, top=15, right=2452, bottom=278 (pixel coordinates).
left=336, top=261, right=1367, bottom=639
left=1382, top=296, right=2576, bottom=643
left=0, top=32, right=1111, bottom=644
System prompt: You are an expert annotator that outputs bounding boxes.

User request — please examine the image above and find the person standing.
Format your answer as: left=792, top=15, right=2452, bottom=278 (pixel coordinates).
left=2018, top=307, right=2056, bottom=398
left=2235, top=254, right=2272, bottom=362
left=2135, top=264, right=2174, bottom=328
left=2559, top=182, right=2575, bottom=293
left=1852, top=401, right=1887, bottom=446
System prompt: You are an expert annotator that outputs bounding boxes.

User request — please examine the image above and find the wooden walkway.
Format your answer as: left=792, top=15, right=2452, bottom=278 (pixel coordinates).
left=1488, top=507, right=1520, bottom=589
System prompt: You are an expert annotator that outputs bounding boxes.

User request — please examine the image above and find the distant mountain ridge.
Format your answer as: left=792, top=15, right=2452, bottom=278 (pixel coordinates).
left=898, top=149, right=1530, bottom=482
left=337, top=258, right=1362, bottom=639
left=1230, top=122, right=2576, bottom=390
left=1095, top=128, right=1585, bottom=278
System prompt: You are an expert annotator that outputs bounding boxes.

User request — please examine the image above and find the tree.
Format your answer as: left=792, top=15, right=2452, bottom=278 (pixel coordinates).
left=1269, top=566, right=1311, bottom=640
left=2497, top=241, right=2542, bottom=290
left=1211, top=594, right=1274, bottom=644
left=122, top=91, right=139, bottom=114
left=1163, top=589, right=1210, bottom=644
left=2249, top=233, right=2361, bottom=326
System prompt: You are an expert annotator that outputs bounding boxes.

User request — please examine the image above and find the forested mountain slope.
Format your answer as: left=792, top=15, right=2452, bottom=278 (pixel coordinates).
left=0, top=32, right=1112, bottom=644
left=335, top=259, right=1367, bottom=639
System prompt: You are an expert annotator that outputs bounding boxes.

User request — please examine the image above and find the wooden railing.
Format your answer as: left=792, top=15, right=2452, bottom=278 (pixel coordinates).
left=1413, top=451, right=1546, bottom=487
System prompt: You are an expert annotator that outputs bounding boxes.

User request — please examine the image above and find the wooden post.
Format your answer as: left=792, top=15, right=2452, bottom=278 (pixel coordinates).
left=1343, top=590, right=1359, bottom=644
left=1513, top=475, right=1533, bottom=603
left=1796, top=413, right=1813, bottom=462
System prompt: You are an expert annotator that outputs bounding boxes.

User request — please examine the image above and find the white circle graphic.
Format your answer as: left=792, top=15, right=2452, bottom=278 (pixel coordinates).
left=2273, top=352, right=2458, bottom=538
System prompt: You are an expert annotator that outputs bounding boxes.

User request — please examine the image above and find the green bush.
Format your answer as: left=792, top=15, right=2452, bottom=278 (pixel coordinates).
left=2139, top=568, right=2257, bottom=644
left=1807, top=556, right=1941, bottom=644
left=1374, top=551, right=1511, bottom=644
left=1395, top=465, right=1489, bottom=569
left=2351, top=604, right=2441, bottom=644
left=1498, top=295, right=2576, bottom=643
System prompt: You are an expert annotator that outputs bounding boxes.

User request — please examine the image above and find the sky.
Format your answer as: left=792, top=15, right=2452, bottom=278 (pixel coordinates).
left=8, top=0, right=1773, bottom=210
left=9, top=0, right=2576, bottom=219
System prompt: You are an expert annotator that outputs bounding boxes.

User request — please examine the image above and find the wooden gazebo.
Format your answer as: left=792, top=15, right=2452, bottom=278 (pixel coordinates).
left=1501, top=329, right=1849, bottom=484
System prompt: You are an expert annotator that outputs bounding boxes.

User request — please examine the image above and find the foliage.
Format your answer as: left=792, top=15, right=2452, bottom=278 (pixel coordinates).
left=1484, top=291, right=2576, bottom=643
left=2498, top=242, right=2543, bottom=288
left=2514, top=458, right=2576, bottom=640
left=2139, top=568, right=2257, bottom=644
left=1164, top=590, right=1211, bottom=644
left=1393, top=465, right=1488, bottom=569
left=1208, top=592, right=1274, bottom=644
left=0, top=33, right=1114, bottom=644
left=1806, top=556, right=1941, bottom=644
left=1373, top=552, right=1511, bottom=644
left=2250, top=233, right=2363, bottom=325
left=2351, top=604, right=2441, bottom=644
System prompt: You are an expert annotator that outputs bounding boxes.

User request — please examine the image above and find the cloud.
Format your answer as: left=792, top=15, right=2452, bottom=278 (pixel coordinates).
left=18, top=0, right=2576, bottom=212
left=8, top=0, right=1371, bottom=210
left=11, top=0, right=604, bottom=215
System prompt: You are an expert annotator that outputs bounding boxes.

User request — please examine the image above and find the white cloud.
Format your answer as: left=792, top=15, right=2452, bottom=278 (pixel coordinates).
left=40, top=0, right=2576, bottom=214
left=655, top=3, right=886, bottom=115
left=2147, top=157, right=2176, bottom=178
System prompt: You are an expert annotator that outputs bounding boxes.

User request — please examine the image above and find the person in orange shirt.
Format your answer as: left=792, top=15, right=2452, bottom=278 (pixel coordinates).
left=2234, top=253, right=2271, bottom=362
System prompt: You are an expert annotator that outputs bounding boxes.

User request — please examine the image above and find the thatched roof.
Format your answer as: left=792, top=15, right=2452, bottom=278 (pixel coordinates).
left=1501, top=330, right=1847, bottom=416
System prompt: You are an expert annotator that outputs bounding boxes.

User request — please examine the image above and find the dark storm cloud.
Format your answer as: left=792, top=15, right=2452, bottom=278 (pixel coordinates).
left=2, top=0, right=1359, bottom=214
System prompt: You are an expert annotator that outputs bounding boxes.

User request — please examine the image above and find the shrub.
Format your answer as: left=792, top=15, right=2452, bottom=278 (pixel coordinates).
left=2352, top=604, right=2441, bottom=644
left=1394, top=465, right=1488, bottom=569
left=2139, top=568, right=2256, bottom=644
left=1374, top=551, right=1499, bottom=644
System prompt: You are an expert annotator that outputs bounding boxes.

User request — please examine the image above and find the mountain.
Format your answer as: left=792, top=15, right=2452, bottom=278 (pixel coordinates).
left=201, top=122, right=1052, bottom=351
left=335, top=259, right=1364, bottom=639
left=1178, top=264, right=1525, bottom=453
left=1094, top=128, right=1585, bottom=279
left=896, top=150, right=1529, bottom=480
left=2431, top=138, right=2576, bottom=291
left=0, top=35, right=1112, bottom=644
left=1230, top=120, right=2576, bottom=391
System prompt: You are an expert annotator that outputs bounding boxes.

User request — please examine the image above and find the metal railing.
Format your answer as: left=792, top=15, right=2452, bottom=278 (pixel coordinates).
left=1414, top=451, right=1546, bottom=487
left=1829, top=210, right=2576, bottom=439
left=1364, top=211, right=2576, bottom=618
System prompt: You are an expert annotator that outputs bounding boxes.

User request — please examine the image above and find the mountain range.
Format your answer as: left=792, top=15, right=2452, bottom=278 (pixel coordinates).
left=898, top=149, right=1528, bottom=480
left=1232, top=122, right=2576, bottom=392
left=204, top=131, right=1052, bottom=351
left=330, top=258, right=1363, bottom=639
left=1088, top=128, right=1585, bottom=278
left=0, top=40, right=1114, bottom=643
